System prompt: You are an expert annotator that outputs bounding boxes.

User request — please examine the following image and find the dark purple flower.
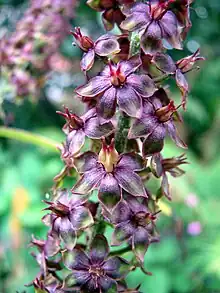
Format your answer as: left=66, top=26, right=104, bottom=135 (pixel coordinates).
left=72, top=27, right=120, bottom=71
left=27, top=273, right=64, bottom=293
left=42, top=189, right=94, bottom=250
left=30, top=234, right=61, bottom=277
left=152, top=50, right=204, bottom=107
left=87, top=0, right=134, bottom=31
left=110, top=193, right=159, bottom=262
left=151, top=153, right=188, bottom=200
left=57, top=107, right=114, bottom=156
left=63, top=234, right=129, bottom=293
left=71, top=139, right=147, bottom=212
left=75, top=57, right=156, bottom=123
left=120, top=0, right=182, bottom=54
left=128, top=89, right=187, bottom=157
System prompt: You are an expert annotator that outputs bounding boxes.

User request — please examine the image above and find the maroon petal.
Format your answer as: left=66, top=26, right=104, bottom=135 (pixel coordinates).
left=123, top=2, right=150, bottom=16
left=54, top=217, right=76, bottom=250
left=128, top=116, right=158, bottom=139
left=161, top=173, right=171, bottom=200
left=117, top=152, right=145, bottom=171
left=111, top=201, right=131, bottom=224
left=84, top=116, right=114, bottom=139
left=111, top=221, right=134, bottom=246
left=90, top=234, right=109, bottom=264
left=117, top=85, right=142, bottom=118
left=142, top=125, right=166, bottom=157
left=63, top=249, right=90, bottom=270
left=140, top=34, right=163, bottom=55
left=74, top=151, right=98, bottom=173
left=151, top=153, right=163, bottom=178
left=161, top=11, right=182, bottom=49
left=119, top=56, right=141, bottom=76
left=120, top=11, right=149, bottom=31
left=114, top=167, right=147, bottom=197
left=75, top=76, right=111, bottom=97
left=64, top=271, right=90, bottom=288
left=95, top=34, right=120, bottom=56
left=103, top=256, right=130, bottom=279
left=123, top=193, right=148, bottom=214
left=132, top=227, right=149, bottom=263
left=166, top=121, right=187, bottom=149
left=81, top=49, right=95, bottom=71
left=98, top=173, right=122, bottom=212
left=44, top=234, right=60, bottom=257
left=72, top=167, right=105, bottom=194
left=96, top=86, right=117, bottom=122
left=142, top=21, right=162, bottom=42
left=66, top=130, right=85, bottom=156
left=152, top=53, right=176, bottom=74
left=99, top=276, right=117, bottom=292
left=175, top=69, right=189, bottom=106
left=70, top=207, right=94, bottom=230
left=127, top=74, right=156, bottom=98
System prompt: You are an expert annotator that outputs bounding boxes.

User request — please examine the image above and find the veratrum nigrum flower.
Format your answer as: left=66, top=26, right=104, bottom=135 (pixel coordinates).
left=120, top=0, right=183, bottom=54
left=128, top=89, right=187, bottom=157
left=76, top=57, right=156, bottom=123
left=151, top=153, right=188, bottom=200
left=42, top=189, right=94, bottom=250
left=110, top=193, right=159, bottom=262
left=72, top=27, right=120, bottom=71
left=57, top=107, right=114, bottom=156
left=152, top=50, right=204, bottom=107
left=63, top=235, right=129, bottom=293
left=72, top=139, right=147, bottom=211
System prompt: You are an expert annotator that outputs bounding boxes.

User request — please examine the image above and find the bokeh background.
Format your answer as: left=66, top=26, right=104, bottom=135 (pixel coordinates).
left=0, top=0, right=220, bottom=292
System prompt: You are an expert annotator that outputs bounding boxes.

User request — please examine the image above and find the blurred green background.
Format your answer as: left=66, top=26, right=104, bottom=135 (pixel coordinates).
left=0, top=0, right=220, bottom=292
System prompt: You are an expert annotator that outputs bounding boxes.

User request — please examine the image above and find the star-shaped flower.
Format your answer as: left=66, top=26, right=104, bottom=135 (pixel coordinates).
left=76, top=57, right=156, bottom=123
left=72, top=139, right=147, bottom=212
left=128, top=89, right=187, bottom=157
left=63, top=235, right=129, bottom=293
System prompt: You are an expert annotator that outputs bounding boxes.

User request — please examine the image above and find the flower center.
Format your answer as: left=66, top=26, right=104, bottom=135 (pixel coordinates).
left=109, top=63, right=126, bottom=87
left=155, top=100, right=177, bottom=122
left=98, top=139, right=119, bottom=173
left=89, top=265, right=105, bottom=278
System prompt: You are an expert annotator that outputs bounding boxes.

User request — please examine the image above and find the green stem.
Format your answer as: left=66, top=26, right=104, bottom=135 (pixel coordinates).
left=115, top=112, right=130, bottom=153
left=0, top=126, right=60, bottom=152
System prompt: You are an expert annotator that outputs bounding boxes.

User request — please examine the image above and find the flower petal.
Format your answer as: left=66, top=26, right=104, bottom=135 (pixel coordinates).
left=75, top=76, right=111, bottom=97
left=114, top=167, right=147, bottom=197
left=166, top=121, right=187, bottom=149
left=64, top=271, right=90, bottom=288
left=140, top=34, right=163, bottom=55
left=161, top=173, right=171, bottom=200
left=119, top=56, right=141, bottom=76
left=120, top=12, right=148, bottom=31
left=111, top=201, right=131, bottom=224
left=90, top=234, right=109, bottom=264
left=95, top=34, right=120, bottom=56
left=70, top=206, right=94, bottom=230
left=54, top=217, right=76, bottom=250
left=103, top=256, right=130, bottom=279
left=127, top=74, right=156, bottom=98
left=63, top=249, right=90, bottom=270
left=65, top=129, right=85, bottom=156
left=84, top=116, right=114, bottom=139
left=132, top=227, right=150, bottom=263
left=111, top=221, right=134, bottom=246
left=99, top=276, right=117, bottom=293
left=128, top=116, right=158, bottom=139
left=117, top=152, right=145, bottom=171
left=117, top=85, right=142, bottom=118
left=44, top=234, right=60, bottom=257
left=71, top=167, right=105, bottom=194
left=96, top=86, right=117, bottom=122
left=175, top=69, right=189, bottom=106
left=98, top=173, right=122, bottom=212
left=152, top=53, right=176, bottom=74
left=74, top=151, right=98, bottom=173
left=161, top=11, right=182, bottom=49
left=142, top=137, right=164, bottom=157
left=123, top=193, right=148, bottom=214
left=81, top=49, right=95, bottom=71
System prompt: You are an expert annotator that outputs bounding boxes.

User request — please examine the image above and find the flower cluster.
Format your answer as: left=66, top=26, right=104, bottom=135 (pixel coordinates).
left=0, top=0, right=77, bottom=97
left=28, top=1, right=204, bottom=292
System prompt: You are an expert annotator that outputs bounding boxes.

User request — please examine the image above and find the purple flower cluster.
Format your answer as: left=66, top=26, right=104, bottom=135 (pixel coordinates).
left=0, top=0, right=77, bottom=97
left=28, top=1, right=204, bottom=292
